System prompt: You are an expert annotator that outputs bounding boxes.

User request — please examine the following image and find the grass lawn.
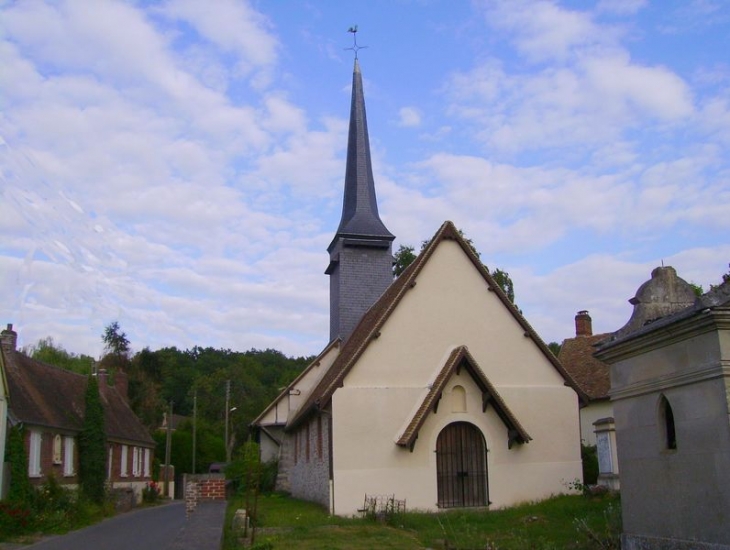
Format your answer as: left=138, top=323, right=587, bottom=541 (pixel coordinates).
left=225, top=491, right=621, bottom=550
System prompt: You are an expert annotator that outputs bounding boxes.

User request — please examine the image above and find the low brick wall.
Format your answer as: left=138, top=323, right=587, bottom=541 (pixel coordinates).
left=184, top=473, right=226, bottom=517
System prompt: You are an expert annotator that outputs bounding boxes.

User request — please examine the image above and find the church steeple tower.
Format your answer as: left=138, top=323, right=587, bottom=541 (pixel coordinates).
left=326, top=59, right=395, bottom=343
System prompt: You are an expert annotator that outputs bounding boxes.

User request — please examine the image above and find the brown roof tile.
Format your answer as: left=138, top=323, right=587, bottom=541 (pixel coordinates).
left=3, top=349, right=154, bottom=446
left=558, top=334, right=611, bottom=401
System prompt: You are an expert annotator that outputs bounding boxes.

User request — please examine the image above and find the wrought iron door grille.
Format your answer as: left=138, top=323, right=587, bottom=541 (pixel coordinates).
left=436, top=422, right=488, bottom=508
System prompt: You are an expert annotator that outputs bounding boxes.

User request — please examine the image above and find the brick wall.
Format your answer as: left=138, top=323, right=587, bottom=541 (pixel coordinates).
left=184, top=474, right=227, bottom=517
left=22, top=428, right=153, bottom=501
left=24, top=429, right=78, bottom=485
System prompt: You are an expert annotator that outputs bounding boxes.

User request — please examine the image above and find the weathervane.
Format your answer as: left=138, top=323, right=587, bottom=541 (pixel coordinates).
left=345, top=25, right=367, bottom=59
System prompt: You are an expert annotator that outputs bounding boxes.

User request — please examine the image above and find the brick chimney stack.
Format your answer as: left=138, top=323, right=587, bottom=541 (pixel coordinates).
left=114, top=369, right=129, bottom=401
left=575, top=310, right=593, bottom=337
left=97, top=368, right=108, bottom=387
left=1, top=323, right=18, bottom=352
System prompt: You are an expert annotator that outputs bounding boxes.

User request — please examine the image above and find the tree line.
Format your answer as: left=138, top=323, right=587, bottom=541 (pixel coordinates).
left=22, top=323, right=312, bottom=476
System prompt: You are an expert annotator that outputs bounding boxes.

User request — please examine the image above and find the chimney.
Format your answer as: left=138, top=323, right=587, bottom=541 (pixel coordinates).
left=575, top=310, right=593, bottom=337
left=97, top=368, right=108, bottom=388
left=114, top=369, right=129, bottom=401
left=1, top=323, right=18, bottom=352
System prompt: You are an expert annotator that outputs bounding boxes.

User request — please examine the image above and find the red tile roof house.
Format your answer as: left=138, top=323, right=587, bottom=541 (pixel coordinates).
left=0, top=324, right=155, bottom=503
left=558, top=311, right=612, bottom=448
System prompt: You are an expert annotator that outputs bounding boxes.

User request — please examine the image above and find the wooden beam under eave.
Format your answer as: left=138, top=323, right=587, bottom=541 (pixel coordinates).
left=483, top=392, right=493, bottom=412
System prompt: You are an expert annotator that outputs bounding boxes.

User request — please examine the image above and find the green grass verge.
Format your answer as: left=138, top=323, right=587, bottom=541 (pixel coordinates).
left=225, top=491, right=620, bottom=550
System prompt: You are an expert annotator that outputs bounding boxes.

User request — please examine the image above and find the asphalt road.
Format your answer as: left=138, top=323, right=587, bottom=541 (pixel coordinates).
left=24, top=501, right=187, bottom=550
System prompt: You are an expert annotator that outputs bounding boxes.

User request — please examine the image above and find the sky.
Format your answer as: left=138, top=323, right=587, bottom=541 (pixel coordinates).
left=1, top=0, right=729, bottom=360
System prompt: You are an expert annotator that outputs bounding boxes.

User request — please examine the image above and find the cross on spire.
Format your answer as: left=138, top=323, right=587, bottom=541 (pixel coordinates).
left=345, top=25, right=367, bottom=59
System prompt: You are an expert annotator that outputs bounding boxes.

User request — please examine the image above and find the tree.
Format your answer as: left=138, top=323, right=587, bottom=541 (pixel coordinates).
left=710, top=263, right=730, bottom=291
left=491, top=268, right=515, bottom=304
left=392, top=244, right=416, bottom=277
left=102, top=321, right=130, bottom=359
left=547, top=342, right=562, bottom=357
left=78, top=375, right=107, bottom=504
left=6, top=425, right=33, bottom=504
left=22, top=336, right=95, bottom=374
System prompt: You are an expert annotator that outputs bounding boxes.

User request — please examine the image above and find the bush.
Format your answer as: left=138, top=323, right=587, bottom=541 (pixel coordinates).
left=582, top=444, right=599, bottom=486
left=225, top=442, right=275, bottom=495
left=0, top=475, right=115, bottom=541
left=27, top=475, right=77, bottom=533
left=5, top=425, right=33, bottom=504
left=0, top=502, right=32, bottom=538
left=142, top=481, right=161, bottom=503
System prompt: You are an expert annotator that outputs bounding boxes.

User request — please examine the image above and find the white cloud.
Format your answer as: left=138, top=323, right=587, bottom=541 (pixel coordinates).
left=0, top=0, right=727, bottom=363
left=159, top=0, right=278, bottom=67
left=397, top=107, right=422, bottom=127
left=444, top=51, right=693, bottom=153
left=481, top=0, right=617, bottom=63
left=581, top=53, right=694, bottom=120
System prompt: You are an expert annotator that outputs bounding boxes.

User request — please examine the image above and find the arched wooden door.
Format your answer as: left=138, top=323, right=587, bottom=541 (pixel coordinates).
left=436, top=422, right=488, bottom=508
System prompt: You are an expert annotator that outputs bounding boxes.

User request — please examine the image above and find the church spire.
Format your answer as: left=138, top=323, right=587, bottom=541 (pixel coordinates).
left=326, top=58, right=395, bottom=344
left=330, top=59, right=394, bottom=248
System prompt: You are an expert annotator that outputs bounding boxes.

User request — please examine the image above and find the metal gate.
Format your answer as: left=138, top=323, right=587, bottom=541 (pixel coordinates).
left=436, top=422, right=488, bottom=508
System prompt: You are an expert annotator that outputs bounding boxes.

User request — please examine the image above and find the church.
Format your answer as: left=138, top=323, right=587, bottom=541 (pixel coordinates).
left=252, top=58, right=583, bottom=516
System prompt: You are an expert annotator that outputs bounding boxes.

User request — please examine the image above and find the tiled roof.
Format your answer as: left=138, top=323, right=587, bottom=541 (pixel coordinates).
left=558, top=333, right=611, bottom=401
left=2, top=349, right=154, bottom=446
left=287, top=220, right=586, bottom=430
left=396, top=346, right=531, bottom=451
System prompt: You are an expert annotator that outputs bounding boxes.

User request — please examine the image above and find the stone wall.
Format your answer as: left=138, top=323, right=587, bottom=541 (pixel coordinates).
left=596, top=279, right=730, bottom=548
left=289, top=413, right=330, bottom=510
left=275, top=432, right=293, bottom=493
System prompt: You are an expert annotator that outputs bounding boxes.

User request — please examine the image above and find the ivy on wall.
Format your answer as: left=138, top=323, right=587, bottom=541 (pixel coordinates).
left=78, top=375, right=107, bottom=504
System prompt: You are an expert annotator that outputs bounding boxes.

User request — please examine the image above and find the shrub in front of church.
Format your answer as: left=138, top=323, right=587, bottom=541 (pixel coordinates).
left=581, top=444, right=599, bottom=486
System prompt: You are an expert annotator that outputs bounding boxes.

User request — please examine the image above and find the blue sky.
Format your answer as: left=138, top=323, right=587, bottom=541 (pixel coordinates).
left=1, top=0, right=729, bottom=358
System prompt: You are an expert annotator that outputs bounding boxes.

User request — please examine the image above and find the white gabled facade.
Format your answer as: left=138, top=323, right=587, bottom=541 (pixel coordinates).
left=328, top=234, right=582, bottom=515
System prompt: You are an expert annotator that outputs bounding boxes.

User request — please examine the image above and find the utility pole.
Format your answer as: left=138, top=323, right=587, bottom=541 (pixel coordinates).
left=225, top=380, right=231, bottom=462
left=164, top=400, right=173, bottom=498
left=192, top=389, right=197, bottom=474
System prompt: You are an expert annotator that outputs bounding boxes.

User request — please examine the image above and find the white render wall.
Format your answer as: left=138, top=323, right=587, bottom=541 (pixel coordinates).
left=330, top=240, right=582, bottom=515
left=580, top=400, right=613, bottom=447
left=256, top=344, right=340, bottom=430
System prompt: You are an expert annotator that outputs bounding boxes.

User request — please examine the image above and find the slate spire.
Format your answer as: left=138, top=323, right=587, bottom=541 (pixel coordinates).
left=330, top=59, right=394, bottom=246
left=326, top=59, right=395, bottom=343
